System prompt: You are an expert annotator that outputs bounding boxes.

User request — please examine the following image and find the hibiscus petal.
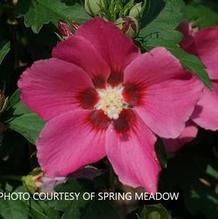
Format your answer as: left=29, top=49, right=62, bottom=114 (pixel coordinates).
left=37, top=110, right=108, bottom=177
left=106, top=110, right=160, bottom=192
left=124, top=47, right=187, bottom=87
left=52, top=36, right=110, bottom=88
left=18, top=58, right=96, bottom=120
left=163, top=121, right=198, bottom=153
left=76, top=18, right=139, bottom=73
left=192, top=81, right=218, bottom=130
left=194, top=27, right=218, bottom=80
left=124, top=47, right=203, bottom=138
left=136, top=78, right=202, bottom=138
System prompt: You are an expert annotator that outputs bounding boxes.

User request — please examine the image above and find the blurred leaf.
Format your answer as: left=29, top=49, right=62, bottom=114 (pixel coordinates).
left=81, top=200, right=120, bottom=219
left=53, top=179, right=89, bottom=218
left=29, top=199, right=59, bottom=219
left=0, top=41, right=10, bottom=65
left=50, top=178, right=85, bottom=212
left=0, top=186, right=28, bottom=219
left=61, top=198, right=88, bottom=219
left=6, top=89, right=20, bottom=107
left=140, top=204, right=171, bottom=219
left=185, top=185, right=218, bottom=219
left=143, top=39, right=211, bottom=88
left=15, top=186, right=56, bottom=219
left=139, top=0, right=185, bottom=44
left=22, top=0, right=90, bottom=33
left=184, top=1, right=218, bottom=28
left=206, top=165, right=218, bottom=180
left=0, top=199, right=28, bottom=219
left=3, top=90, right=45, bottom=144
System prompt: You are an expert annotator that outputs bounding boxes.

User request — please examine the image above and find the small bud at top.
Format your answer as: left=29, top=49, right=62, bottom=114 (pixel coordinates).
left=129, top=2, right=143, bottom=19
left=115, top=16, right=139, bottom=38
left=85, top=0, right=105, bottom=17
left=58, top=21, right=73, bottom=38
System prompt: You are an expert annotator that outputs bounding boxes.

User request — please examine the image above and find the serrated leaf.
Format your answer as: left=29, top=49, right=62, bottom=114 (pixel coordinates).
left=0, top=41, right=10, bottom=64
left=23, top=0, right=90, bottom=33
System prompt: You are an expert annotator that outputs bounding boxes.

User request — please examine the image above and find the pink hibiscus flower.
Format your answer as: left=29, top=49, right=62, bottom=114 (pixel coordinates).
left=164, top=22, right=218, bottom=153
left=18, top=18, right=202, bottom=192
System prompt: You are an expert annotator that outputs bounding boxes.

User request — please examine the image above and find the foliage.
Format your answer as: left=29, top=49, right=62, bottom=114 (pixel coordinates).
left=183, top=0, right=218, bottom=28
left=18, top=0, right=90, bottom=33
left=0, top=41, right=10, bottom=64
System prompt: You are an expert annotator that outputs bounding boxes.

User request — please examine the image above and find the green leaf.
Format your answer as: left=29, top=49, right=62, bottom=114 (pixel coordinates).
left=0, top=200, right=28, bottom=219
left=0, top=199, right=28, bottom=219
left=143, top=39, right=212, bottom=88
left=169, top=46, right=212, bottom=88
left=184, top=2, right=218, bottom=28
left=0, top=41, right=10, bottom=64
left=140, top=204, right=171, bottom=219
left=139, top=0, right=185, bottom=44
left=7, top=112, right=45, bottom=144
left=206, top=165, right=218, bottom=180
left=185, top=186, right=218, bottom=219
left=81, top=200, right=120, bottom=219
left=29, top=200, right=59, bottom=219
left=23, top=0, right=90, bottom=33
left=3, top=89, right=45, bottom=144
left=52, top=179, right=89, bottom=218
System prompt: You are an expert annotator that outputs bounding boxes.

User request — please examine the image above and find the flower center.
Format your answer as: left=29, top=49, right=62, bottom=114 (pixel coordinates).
left=96, top=85, right=128, bottom=120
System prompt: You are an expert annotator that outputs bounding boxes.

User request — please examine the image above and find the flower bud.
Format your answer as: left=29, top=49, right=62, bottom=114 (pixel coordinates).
left=115, top=16, right=139, bottom=38
left=58, top=21, right=73, bottom=39
left=22, top=168, right=66, bottom=193
left=129, top=2, right=143, bottom=19
left=85, top=0, right=105, bottom=16
left=22, top=168, right=43, bottom=193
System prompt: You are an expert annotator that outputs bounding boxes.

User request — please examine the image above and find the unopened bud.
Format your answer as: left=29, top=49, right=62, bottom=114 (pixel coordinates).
left=22, top=168, right=66, bottom=193
left=85, top=0, right=105, bottom=16
left=129, top=2, right=143, bottom=19
left=58, top=21, right=73, bottom=38
left=22, top=168, right=43, bottom=193
left=115, top=16, right=139, bottom=38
